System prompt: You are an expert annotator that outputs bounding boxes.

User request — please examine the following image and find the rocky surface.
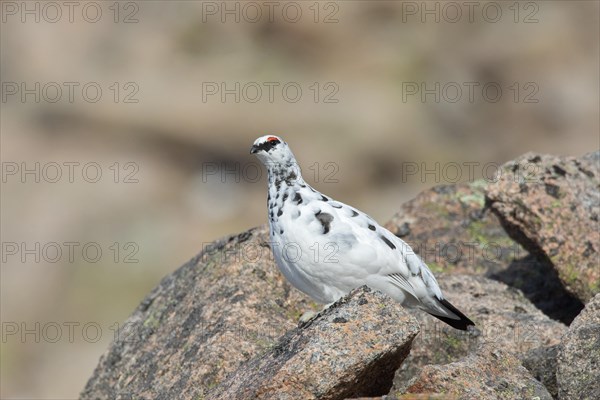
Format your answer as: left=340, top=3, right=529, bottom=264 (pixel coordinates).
left=521, top=345, right=559, bottom=399
left=401, top=343, right=552, bottom=399
left=393, top=274, right=566, bottom=390
left=385, top=181, right=583, bottom=324
left=211, top=286, right=419, bottom=400
left=557, top=293, right=600, bottom=400
left=81, top=225, right=316, bottom=400
left=81, top=151, right=598, bottom=400
left=384, top=181, right=518, bottom=277
left=486, top=151, right=600, bottom=303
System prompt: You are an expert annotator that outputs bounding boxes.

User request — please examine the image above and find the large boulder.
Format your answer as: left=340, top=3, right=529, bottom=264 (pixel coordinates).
left=401, top=343, right=552, bottom=399
left=210, top=286, right=420, bottom=400
left=393, top=274, right=566, bottom=390
left=385, top=181, right=582, bottom=324
left=384, top=181, right=519, bottom=277
left=81, top=226, right=316, bottom=400
left=557, top=293, right=600, bottom=400
left=486, top=151, right=600, bottom=303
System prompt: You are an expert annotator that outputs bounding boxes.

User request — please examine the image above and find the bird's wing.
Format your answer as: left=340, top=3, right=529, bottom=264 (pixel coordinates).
left=276, top=184, right=473, bottom=327
left=291, top=186, right=445, bottom=303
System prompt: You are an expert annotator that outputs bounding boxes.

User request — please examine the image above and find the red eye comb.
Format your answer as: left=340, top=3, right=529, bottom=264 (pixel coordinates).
left=267, top=136, right=279, bottom=142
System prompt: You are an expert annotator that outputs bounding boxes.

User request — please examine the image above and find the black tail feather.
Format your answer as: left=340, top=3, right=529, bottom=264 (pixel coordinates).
left=427, top=298, right=475, bottom=331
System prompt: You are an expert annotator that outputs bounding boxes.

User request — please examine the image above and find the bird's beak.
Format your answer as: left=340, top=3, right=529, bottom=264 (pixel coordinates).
left=250, top=145, right=259, bottom=154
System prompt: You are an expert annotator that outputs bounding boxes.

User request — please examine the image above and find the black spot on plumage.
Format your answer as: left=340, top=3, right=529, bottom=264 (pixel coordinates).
left=280, top=229, right=284, bottom=234
left=315, top=211, right=334, bottom=234
left=380, top=235, right=396, bottom=250
left=320, top=195, right=329, bottom=201
left=270, top=210, right=274, bottom=218
left=282, top=193, right=288, bottom=202
left=293, top=192, right=303, bottom=205
left=331, top=203, right=342, bottom=209
left=351, top=210, right=359, bottom=217
left=277, top=209, right=283, bottom=217
left=368, top=224, right=376, bottom=231
left=286, top=171, right=297, bottom=185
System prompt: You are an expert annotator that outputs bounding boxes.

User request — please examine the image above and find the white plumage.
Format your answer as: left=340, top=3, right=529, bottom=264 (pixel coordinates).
left=251, top=135, right=474, bottom=330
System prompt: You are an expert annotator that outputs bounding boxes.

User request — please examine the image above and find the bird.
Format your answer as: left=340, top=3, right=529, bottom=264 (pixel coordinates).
left=250, top=135, right=475, bottom=330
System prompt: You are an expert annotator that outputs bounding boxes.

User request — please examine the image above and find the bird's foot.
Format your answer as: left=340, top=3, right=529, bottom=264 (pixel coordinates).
left=297, top=302, right=337, bottom=328
left=298, top=310, right=318, bottom=327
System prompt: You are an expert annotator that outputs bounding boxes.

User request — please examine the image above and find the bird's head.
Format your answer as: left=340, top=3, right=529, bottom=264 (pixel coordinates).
left=250, top=135, right=296, bottom=168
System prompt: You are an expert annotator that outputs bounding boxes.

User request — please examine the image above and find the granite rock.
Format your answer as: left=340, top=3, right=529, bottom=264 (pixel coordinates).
left=402, top=343, right=552, bottom=400
left=211, top=286, right=420, bottom=400
left=81, top=226, right=316, bottom=400
left=486, top=151, right=600, bottom=302
left=385, top=181, right=582, bottom=324
left=557, top=293, right=600, bottom=400
left=393, top=274, right=566, bottom=391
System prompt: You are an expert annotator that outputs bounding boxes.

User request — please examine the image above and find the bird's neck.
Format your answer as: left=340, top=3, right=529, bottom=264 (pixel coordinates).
left=265, top=162, right=307, bottom=227
left=267, top=162, right=305, bottom=189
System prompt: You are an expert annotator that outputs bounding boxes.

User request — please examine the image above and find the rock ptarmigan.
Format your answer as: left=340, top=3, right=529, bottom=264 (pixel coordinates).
left=251, top=135, right=475, bottom=330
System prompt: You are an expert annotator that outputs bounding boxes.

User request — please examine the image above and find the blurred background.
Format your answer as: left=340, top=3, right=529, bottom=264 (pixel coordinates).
left=1, top=1, right=598, bottom=398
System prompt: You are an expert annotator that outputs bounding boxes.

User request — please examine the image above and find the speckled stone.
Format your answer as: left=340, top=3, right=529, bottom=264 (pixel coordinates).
left=392, top=274, right=566, bottom=392
left=384, top=181, right=518, bottom=277
left=486, top=151, right=600, bottom=303
left=521, top=344, right=560, bottom=399
left=557, top=293, right=600, bottom=400
left=81, top=225, right=318, bottom=400
left=402, top=342, right=552, bottom=400
left=384, top=181, right=582, bottom=324
left=210, top=286, right=420, bottom=400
